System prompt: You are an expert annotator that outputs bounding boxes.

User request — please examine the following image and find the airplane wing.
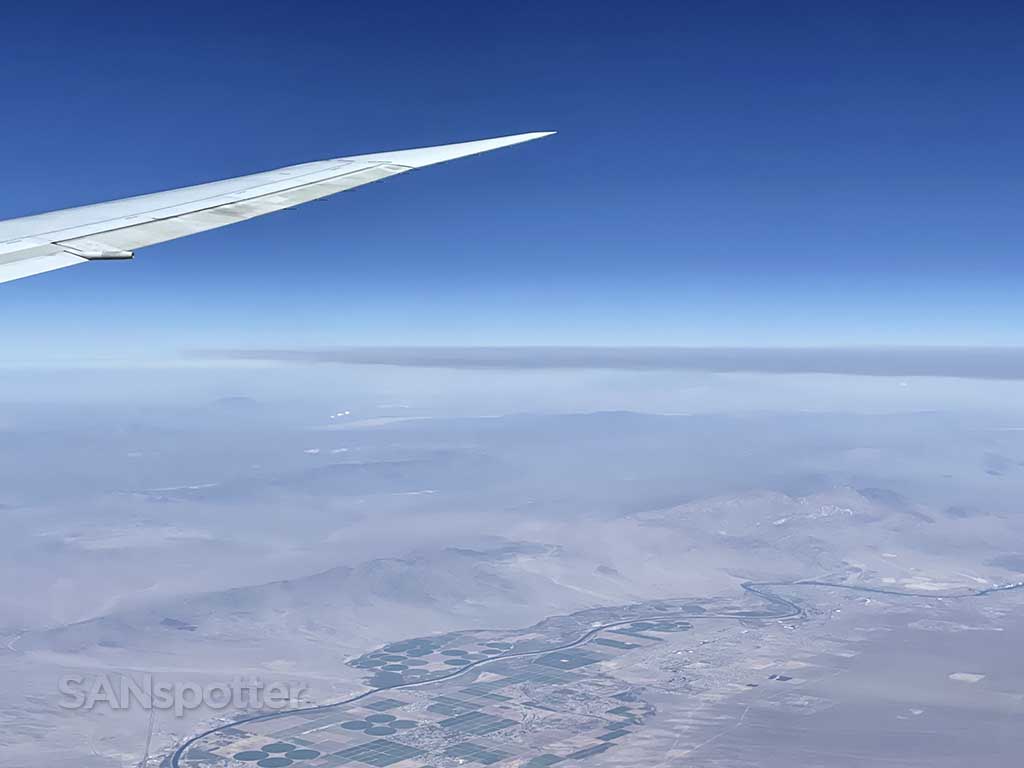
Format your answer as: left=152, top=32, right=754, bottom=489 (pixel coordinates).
left=0, top=131, right=554, bottom=285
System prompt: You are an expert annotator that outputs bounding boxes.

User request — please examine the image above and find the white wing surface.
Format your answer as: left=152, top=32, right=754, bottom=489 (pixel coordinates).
left=0, top=132, right=553, bottom=284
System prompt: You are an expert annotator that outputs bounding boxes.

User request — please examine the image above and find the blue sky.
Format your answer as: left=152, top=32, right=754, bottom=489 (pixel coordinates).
left=2, top=1, right=1024, bottom=361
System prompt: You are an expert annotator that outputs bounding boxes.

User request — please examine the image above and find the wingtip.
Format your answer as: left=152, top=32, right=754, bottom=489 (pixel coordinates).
left=347, top=131, right=556, bottom=168
left=505, top=130, right=557, bottom=143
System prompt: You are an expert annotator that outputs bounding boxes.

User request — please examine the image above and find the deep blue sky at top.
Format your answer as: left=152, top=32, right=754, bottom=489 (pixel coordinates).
left=2, top=0, right=1023, bottom=359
